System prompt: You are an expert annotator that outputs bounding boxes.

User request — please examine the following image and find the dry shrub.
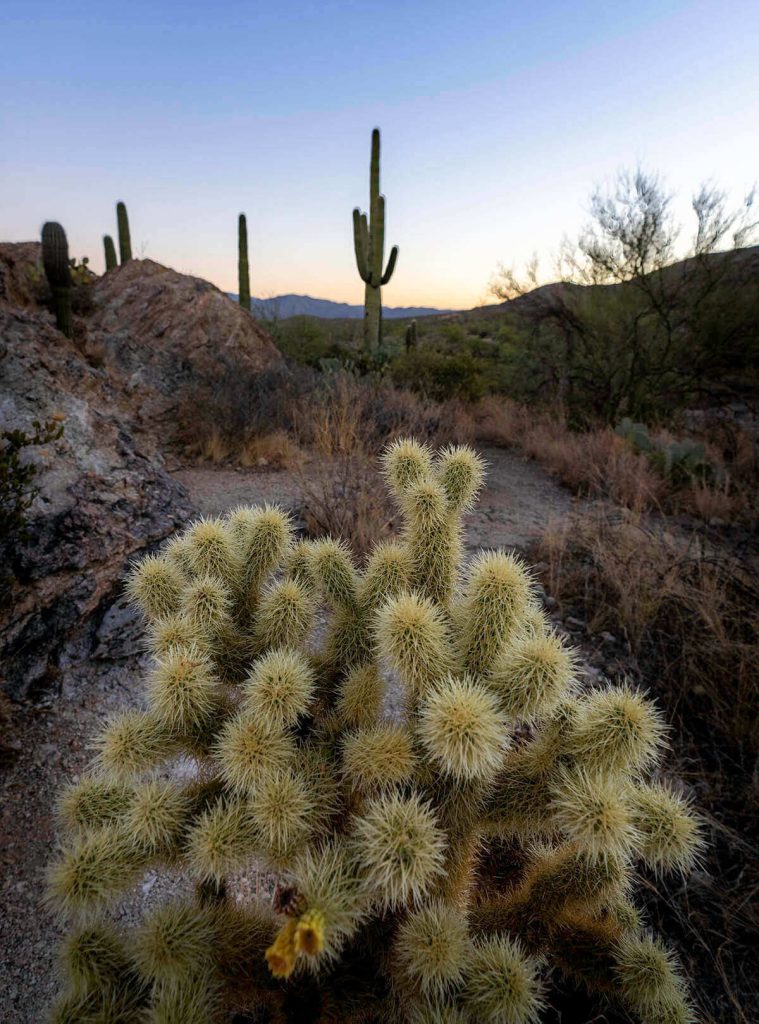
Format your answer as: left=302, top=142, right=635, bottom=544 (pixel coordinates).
left=196, top=428, right=230, bottom=464
left=682, top=478, right=746, bottom=522
left=537, top=510, right=758, bottom=754
left=292, top=374, right=476, bottom=557
left=296, top=377, right=393, bottom=557
left=521, top=422, right=664, bottom=511
left=239, top=431, right=302, bottom=471
left=470, top=395, right=534, bottom=445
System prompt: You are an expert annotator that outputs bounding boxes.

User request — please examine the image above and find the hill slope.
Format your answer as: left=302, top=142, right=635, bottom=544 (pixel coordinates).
left=228, top=292, right=454, bottom=319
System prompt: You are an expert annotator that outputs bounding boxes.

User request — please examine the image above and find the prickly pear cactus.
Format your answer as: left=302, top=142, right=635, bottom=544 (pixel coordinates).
left=50, top=441, right=702, bottom=1024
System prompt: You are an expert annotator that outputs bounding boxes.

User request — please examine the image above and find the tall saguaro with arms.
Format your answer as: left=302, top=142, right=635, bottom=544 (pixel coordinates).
left=352, top=127, right=398, bottom=351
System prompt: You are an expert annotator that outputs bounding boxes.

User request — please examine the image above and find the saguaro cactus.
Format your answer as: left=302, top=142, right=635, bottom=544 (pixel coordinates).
left=41, top=221, right=73, bottom=338
left=238, top=213, right=251, bottom=311
left=50, top=442, right=702, bottom=1024
left=352, top=127, right=398, bottom=351
left=405, top=318, right=418, bottom=351
left=103, top=235, right=117, bottom=272
left=116, top=201, right=132, bottom=263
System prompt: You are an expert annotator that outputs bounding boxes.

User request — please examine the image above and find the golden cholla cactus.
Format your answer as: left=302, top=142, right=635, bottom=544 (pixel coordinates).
left=49, top=441, right=702, bottom=1023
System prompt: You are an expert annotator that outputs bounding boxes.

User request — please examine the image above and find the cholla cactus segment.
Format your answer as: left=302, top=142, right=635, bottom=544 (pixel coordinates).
left=382, top=437, right=434, bottom=496
left=60, top=922, right=134, bottom=995
left=48, top=826, right=145, bottom=915
left=462, top=935, right=545, bottom=1024
left=550, top=768, right=640, bottom=862
left=185, top=798, right=258, bottom=881
left=215, top=710, right=295, bottom=794
left=352, top=791, right=447, bottom=908
left=243, top=647, right=315, bottom=729
left=50, top=449, right=703, bottom=1023
left=125, top=779, right=192, bottom=856
left=58, top=777, right=134, bottom=833
left=436, top=444, right=485, bottom=512
left=336, top=663, right=385, bottom=728
left=93, top=711, right=168, bottom=779
left=458, top=551, right=534, bottom=677
left=308, top=537, right=359, bottom=608
left=418, top=675, right=508, bottom=782
left=568, top=685, right=667, bottom=775
left=342, top=723, right=416, bottom=793
left=375, top=590, right=453, bottom=696
left=253, top=577, right=314, bottom=653
left=135, top=901, right=215, bottom=986
left=183, top=517, right=241, bottom=581
left=126, top=554, right=184, bottom=621
left=630, top=783, right=703, bottom=874
left=491, top=630, right=576, bottom=721
left=147, top=646, right=221, bottom=735
left=614, top=935, right=692, bottom=1021
left=359, top=541, right=412, bottom=608
left=250, top=769, right=317, bottom=863
left=394, top=900, right=471, bottom=997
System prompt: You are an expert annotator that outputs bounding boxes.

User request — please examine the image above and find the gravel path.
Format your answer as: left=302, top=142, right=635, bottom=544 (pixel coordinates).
left=0, top=445, right=577, bottom=1023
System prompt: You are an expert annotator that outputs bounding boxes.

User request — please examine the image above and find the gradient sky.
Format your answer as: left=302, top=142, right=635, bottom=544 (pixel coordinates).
left=2, top=1, right=758, bottom=309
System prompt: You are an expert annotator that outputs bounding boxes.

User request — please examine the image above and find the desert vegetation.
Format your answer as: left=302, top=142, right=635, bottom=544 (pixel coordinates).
left=50, top=442, right=704, bottom=1023
left=1, top=119, right=756, bottom=1024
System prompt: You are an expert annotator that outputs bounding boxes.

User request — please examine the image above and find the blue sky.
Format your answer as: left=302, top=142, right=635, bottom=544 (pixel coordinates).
left=2, top=1, right=757, bottom=307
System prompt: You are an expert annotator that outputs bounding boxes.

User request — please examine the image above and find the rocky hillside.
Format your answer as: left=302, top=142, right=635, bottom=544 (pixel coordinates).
left=0, top=243, right=281, bottom=699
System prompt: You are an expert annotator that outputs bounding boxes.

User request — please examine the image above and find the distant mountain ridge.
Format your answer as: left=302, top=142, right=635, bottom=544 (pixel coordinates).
left=227, top=292, right=454, bottom=319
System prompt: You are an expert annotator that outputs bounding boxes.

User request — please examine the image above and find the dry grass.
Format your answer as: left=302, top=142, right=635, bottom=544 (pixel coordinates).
left=239, top=431, right=302, bottom=470
left=474, top=399, right=664, bottom=511
left=680, top=477, right=747, bottom=522
left=537, top=510, right=758, bottom=746
left=473, top=398, right=758, bottom=525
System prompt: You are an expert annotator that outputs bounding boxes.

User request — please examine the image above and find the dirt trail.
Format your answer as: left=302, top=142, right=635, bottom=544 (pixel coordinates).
left=174, top=445, right=576, bottom=553
left=0, top=446, right=576, bottom=1023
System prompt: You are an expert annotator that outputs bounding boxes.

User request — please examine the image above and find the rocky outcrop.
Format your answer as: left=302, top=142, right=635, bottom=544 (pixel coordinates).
left=0, top=305, right=194, bottom=699
left=89, top=259, right=282, bottom=429
left=0, top=248, right=286, bottom=699
left=0, top=242, right=45, bottom=310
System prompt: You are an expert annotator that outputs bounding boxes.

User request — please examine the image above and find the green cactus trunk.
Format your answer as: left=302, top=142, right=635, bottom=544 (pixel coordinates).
left=116, top=201, right=132, bottom=263
left=103, top=235, right=117, bottom=271
left=405, top=319, right=417, bottom=351
left=352, top=128, right=398, bottom=352
left=41, top=221, right=73, bottom=338
left=238, top=213, right=251, bottom=311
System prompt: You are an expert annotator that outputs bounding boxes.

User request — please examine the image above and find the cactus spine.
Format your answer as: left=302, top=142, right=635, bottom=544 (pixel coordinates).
left=103, top=235, right=117, bottom=272
left=116, top=201, right=132, bottom=263
left=50, top=446, right=702, bottom=1023
left=238, top=213, right=251, bottom=311
left=352, top=127, right=398, bottom=351
left=41, top=221, right=73, bottom=338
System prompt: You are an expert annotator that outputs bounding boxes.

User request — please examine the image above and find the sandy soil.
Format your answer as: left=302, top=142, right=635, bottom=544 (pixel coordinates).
left=0, top=446, right=579, bottom=1022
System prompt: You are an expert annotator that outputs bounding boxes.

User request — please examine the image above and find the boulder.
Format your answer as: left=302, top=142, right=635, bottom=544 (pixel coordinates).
left=89, top=258, right=282, bottom=429
left=0, top=304, right=194, bottom=698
